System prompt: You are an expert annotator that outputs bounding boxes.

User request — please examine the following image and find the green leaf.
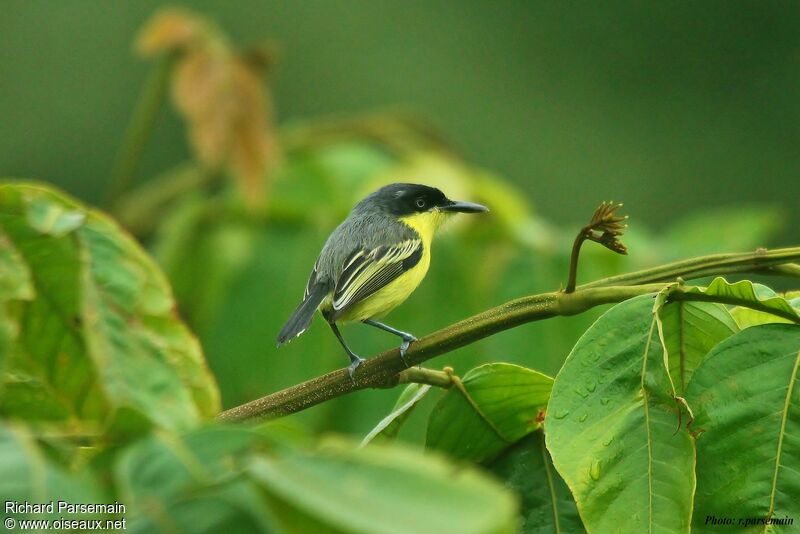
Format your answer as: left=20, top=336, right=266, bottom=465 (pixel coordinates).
left=669, top=277, right=800, bottom=325
left=0, top=230, right=33, bottom=395
left=361, top=383, right=432, bottom=446
left=686, top=324, right=800, bottom=532
left=427, top=363, right=553, bottom=463
left=489, top=431, right=585, bottom=534
left=0, top=230, right=33, bottom=301
left=117, top=424, right=516, bottom=533
left=730, top=290, right=800, bottom=329
left=546, top=294, right=695, bottom=534
left=115, top=425, right=278, bottom=533
left=249, top=438, right=518, bottom=534
left=0, top=182, right=220, bottom=436
left=657, top=301, right=739, bottom=394
left=0, top=422, right=101, bottom=520
left=25, top=196, right=86, bottom=237
left=270, top=137, right=398, bottom=220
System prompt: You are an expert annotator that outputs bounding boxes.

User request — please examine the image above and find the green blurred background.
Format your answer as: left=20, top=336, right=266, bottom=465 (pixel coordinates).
left=1, top=1, right=797, bottom=440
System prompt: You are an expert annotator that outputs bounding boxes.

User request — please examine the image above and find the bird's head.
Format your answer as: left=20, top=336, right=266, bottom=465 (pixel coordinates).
left=362, top=183, right=489, bottom=238
left=367, top=183, right=488, bottom=216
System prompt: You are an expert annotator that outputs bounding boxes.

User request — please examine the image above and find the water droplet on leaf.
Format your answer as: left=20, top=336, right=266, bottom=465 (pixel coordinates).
left=589, top=460, right=602, bottom=481
left=574, top=388, right=589, bottom=399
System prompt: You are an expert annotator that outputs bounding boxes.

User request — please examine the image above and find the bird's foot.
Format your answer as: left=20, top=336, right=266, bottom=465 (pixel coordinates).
left=398, top=334, right=417, bottom=368
left=347, top=356, right=366, bottom=381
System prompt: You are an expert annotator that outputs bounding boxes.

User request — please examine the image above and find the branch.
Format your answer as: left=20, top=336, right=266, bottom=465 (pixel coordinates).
left=218, top=245, right=800, bottom=423
left=218, top=285, right=658, bottom=423
left=766, top=263, right=800, bottom=278
left=580, top=248, right=800, bottom=289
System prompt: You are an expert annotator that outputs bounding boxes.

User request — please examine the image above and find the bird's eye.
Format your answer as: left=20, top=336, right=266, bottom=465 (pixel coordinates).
left=415, top=198, right=426, bottom=209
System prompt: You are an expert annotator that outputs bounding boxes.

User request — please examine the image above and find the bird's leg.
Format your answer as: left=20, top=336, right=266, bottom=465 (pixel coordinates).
left=362, top=319, right=416, bottom=367
left=329, top=323, right=365, bottom=380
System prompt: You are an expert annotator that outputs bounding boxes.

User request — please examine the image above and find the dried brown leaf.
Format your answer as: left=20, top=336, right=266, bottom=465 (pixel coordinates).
left=137, top=8, right=278, bottom=207
left=136, top=8, right=210, bottom=56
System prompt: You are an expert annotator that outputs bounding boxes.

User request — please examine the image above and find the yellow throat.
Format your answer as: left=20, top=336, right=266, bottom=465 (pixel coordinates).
left=398, top=208, right=449, bottom=245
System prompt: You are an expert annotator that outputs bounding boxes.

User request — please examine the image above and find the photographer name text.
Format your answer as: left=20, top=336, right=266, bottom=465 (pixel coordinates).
left=5, top=501, right=125, bottom=515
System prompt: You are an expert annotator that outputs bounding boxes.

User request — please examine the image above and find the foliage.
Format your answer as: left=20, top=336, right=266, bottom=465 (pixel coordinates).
left=0, top=183, right=516, bottom=534
left=687, top=324, right=800, bottom=533
left=357, top=280, right=800, bottom=533
left=0, top=183, right=218, bottom=437
left=426, top=363, right=551, bottom=463
left=2, top=7, right=799, bottom=534
left=488, top=432, right=584, bottom=534
left=4, top=181, right=795, bottom=534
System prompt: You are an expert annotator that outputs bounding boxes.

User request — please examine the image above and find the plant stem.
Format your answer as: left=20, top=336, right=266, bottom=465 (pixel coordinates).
left=565, top=229, right=588, bottom=293
left=768, top=263, right=800, bottom=277
left=581, top=248, right=800, bottom=289
left=217, top=246, right=800, bottom=423
left=106, top=53, right=174, bottom=206
left=397, top=367, right=456, bottom=388
left=565, top=201, right=627, bottom=293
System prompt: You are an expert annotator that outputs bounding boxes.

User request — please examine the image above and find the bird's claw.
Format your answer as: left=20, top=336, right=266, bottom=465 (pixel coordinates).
left=347, top=357, right=365, bottom=381
left=399, top=335, right=417, bottom=368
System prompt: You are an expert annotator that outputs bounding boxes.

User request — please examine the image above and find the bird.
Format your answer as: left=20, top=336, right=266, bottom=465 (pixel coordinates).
left=276, top=182, right=489, bottom=378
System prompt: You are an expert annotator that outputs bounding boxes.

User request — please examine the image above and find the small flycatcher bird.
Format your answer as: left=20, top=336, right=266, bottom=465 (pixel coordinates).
left=276, top=183, right=489, bottom=377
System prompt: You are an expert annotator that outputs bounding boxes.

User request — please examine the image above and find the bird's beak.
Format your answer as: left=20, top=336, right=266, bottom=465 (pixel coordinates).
left=439, top=199, right=489, bottom=213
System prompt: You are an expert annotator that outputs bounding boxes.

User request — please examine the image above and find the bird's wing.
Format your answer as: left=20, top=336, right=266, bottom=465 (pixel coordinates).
left=331, top=239, right=423, bottom=316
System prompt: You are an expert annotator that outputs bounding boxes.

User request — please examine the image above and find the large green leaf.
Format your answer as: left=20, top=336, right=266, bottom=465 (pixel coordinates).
left=730, top=290, right=800, bottom=329
left=657, top=301, right=739, bottom=394
left=115, top=425, right=278, bottom=533
left=426, top=363, right=553, bottom=463
left=670, top=277, right=800, bottom=325
left=361, top=383, right=432, bottom=446
left=117, top=425, right=517, bottom=534
left=250, top=438, right=518, bottom=534
left=0, top=182, right=219, bottom=435
left=0, top=422, right=101, bottom=521
left=686, top=324, right=800, bottom=533
left=489, top=431, right=585, bottom=534
left=546, top=294, right=695, bottom=534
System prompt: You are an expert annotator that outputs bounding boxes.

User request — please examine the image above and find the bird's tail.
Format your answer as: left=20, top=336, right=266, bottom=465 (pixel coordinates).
left=276, top=282, right=330, bottom=346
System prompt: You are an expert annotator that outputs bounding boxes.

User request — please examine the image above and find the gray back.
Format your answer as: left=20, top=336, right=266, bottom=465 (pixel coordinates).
left=314, top=197, right=418, bottom=283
